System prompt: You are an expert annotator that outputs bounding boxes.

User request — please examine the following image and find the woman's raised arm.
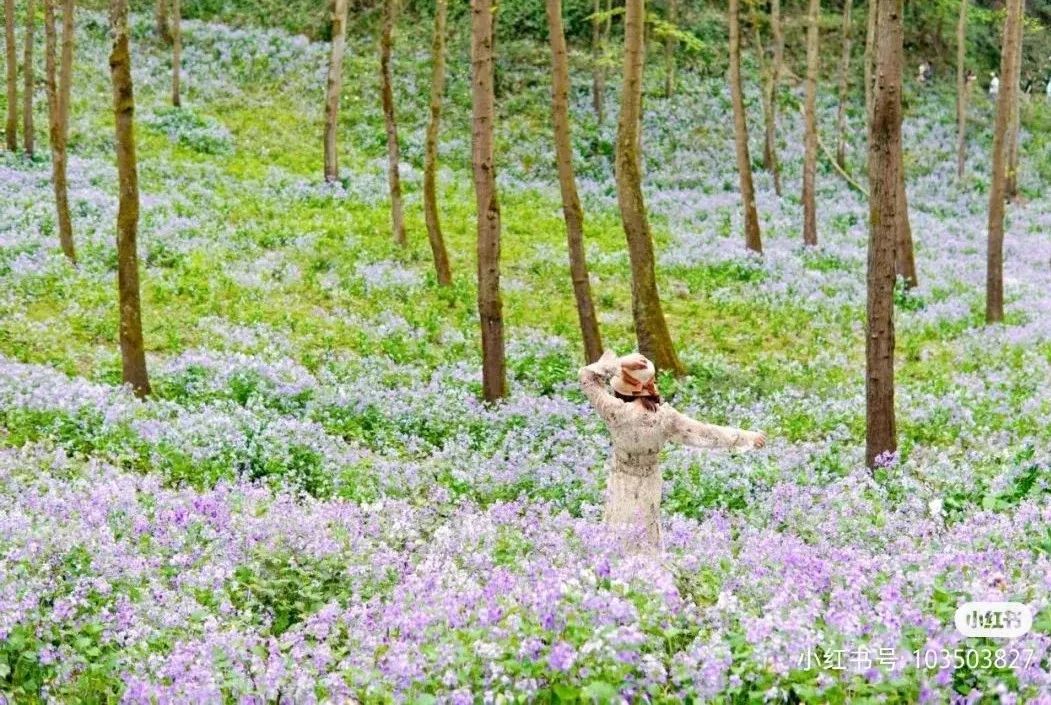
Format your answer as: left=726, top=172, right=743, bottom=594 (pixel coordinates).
left=579, top=350, right=625, bottom=423
left=662, top=406, right=765, bottom=450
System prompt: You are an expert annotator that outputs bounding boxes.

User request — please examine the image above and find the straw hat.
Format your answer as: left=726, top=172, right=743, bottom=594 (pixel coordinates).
left=611, top=353, right=659, bottom=397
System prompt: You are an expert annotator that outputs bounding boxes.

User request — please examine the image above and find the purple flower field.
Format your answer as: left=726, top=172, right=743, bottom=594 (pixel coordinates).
left=0, top=7, right=1049, bottom=704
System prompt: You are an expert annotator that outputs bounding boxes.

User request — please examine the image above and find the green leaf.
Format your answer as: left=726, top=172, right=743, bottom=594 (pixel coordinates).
left=581, top=681, right=618, bottom=703
left=553, top=682, right=579, bottom=702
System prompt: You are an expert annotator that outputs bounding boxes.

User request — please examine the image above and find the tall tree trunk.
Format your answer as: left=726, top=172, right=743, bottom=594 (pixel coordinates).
left=802, top=0, right=820, bottom=246
left=44, top=0, right=75, bottom=264
left=955, top=0, right=968, bottom=179
left=834, top=0, right=852, bottom=169
left=547, top=0, right=604, bottom=363
left=1004, top=7, right=1023, bottom=201
left=1005, top=89, right=1019, bottom=199
left=767, top=0, right=783, bottom=195
left=322, top=0, right=349, bottom=182
left=590, top=0, right=606, bottom=123
left=866, top=0, right=902, bottom=468
left=729, top=0, right=762, bottom=254
left=423, top=0, right=452, bottom=286
left=171, top=0, right=181, bottom=107
left=616, top=0, right=683, bottom=375
left=108, top=0, right=151, bottom=398
left=749, top=0, right=777, bottom=196
left=864, top=0, right=876, bottom=128
left=154, top=0, right=170, bottom=43
left=22, top=0, right=34, bottom=156
left=663, top=0, right=676, bottom=98
left=471, top=0, right=507, bottom=401
left=4, top=0, right=16, bottom=151
left=986, top=0, right=1022, bottom=323
left=380, top=0, right=405, bottom=247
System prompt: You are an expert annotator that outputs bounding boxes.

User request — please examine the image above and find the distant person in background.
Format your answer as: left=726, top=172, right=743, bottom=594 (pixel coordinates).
left=918, top=60, right=933, bottom=85
left=989, top=72, right=1000, bottom=97
left=1046, top=75, right=1051, bottom=99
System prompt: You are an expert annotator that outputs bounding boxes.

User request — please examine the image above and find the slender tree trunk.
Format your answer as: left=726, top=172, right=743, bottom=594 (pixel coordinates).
left=986, top=0, right=1022, bottom=323
left=171, top=0, right=181, bottom=107
left=423, top=0, right=451, bottom=286
left=729, top=0, right=761, bottom=254
left=748, top=2, right=774, bottom=188
left=1004, top=8, right=1023, bottom=201
left=834, top=0, right=853, bottom=170
left=1005, top=89, right=1019, bottom=199
left=471, top=0, right=506, bottom=401
left=955, top=0, right=968, bottom=179
left=322, top=0, right=349, bottom=182
left=154, top=0, right=170, bottom=43
left=44, top=0, right=74, bottom=263
left=864, top=0, right=876, bottom=128
left=590, top=0, right=605, bottom=123
left=380, top=0, right=405, bottom=247
left=547, top=0, right=604, bottom=363
left=108, top=0, right=151, bottom=398
left=802, top=0, right=820, bottom=246
left=615, top=0, right=683, bottom=375
left=866, top=0, right=902, bottom=468
left=22, top=0, right=34, bottom=156
left=767, top=0, right=783, bottom=195
left=663, top=0, right=676, bottom=98
left=4, top=0, right=16, bottom=151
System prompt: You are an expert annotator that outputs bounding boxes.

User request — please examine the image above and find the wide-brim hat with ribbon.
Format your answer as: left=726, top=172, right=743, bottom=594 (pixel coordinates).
left=611, top=353, right=659, bottom=397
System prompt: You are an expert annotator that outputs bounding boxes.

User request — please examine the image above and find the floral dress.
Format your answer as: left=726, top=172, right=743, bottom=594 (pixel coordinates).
left=580, top=352, right=760, bottom=552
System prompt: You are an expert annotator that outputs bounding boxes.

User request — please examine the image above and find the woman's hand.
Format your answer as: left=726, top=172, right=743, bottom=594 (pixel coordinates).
left=618, top=352, right=649, bottom=372
left=747, top=431, right=766, bottom=449
left=584, top=350, right=621, bottom=378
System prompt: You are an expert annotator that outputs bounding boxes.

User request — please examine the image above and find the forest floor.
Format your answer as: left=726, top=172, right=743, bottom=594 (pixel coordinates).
left=0, top=11, right=1050, bottom=704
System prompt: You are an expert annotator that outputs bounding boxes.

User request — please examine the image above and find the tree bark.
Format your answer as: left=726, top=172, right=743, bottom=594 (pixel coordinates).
left=380, top=0, right=405, bottom=247
left=4, top=0, right=16, bottom=151
left=986, top=0, right=1022, bottom=323
left=955, top=0, right=968, bottom=179
left=154, top=0, right=170, bottom=43
left=22, top=0, right=34, bottom=156
left=615, top=0, right=683, bottom=375
left=471, top=0, right=507, bottom=401
left=423, top=0, right=452, bottom=286
left=866, top=0, right=902, bottom=468
left=590, top=0, right=607, bottom=123
left=1004, top=7, right=1022, bottom=201
left=547, top=0, right=604, bottom=363
left=322, top=0, right=349, bottom=182
left=834, top=0, right=853, bottom=170
left=108, top=0, right=151, bottom=398
left=663, top=0, right=676, bottom=98
left=729, top=0, right=761, bottom=254
left=44, top=0, right=75, bottom=264
left=802, top=0, right=820, bottom=246
left=894, top=152, right=916, bottom=287
left=864, top=0, right=876, bottom=128
left=767, top=0, right=783, bottom=195
left=1005, top=88, right=1019, bottom=200
left=171, top=0, right=181, bottom=107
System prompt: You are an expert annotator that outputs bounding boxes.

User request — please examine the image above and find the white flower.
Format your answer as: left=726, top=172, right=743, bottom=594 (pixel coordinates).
left=928, top=497, right=944, bottom=518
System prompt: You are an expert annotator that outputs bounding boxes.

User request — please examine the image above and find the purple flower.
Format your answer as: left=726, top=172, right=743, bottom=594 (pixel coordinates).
left=548, top=642, right=577, bottom=672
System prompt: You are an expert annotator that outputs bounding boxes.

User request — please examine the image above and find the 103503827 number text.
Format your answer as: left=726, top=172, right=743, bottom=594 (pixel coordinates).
left=913, top=648, right=1034, bottom=670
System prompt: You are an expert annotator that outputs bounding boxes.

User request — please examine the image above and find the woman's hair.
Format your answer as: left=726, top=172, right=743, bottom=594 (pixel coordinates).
left=614, top=391, right=661, bottom=412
